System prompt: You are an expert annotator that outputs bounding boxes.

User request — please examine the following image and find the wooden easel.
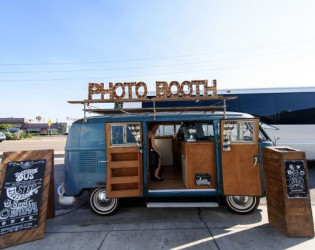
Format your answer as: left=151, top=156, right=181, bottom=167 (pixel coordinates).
left=0, top=150, right=55, bottom=248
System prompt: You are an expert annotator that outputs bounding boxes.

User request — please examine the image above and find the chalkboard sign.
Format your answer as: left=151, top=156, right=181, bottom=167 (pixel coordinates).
left=284, top=160, right=308, bottom=198
left=195, top=173, right=211, bottom=186
left=0, top=150, right=54, bottom=248
left=0, top=160, right=46, bottom=235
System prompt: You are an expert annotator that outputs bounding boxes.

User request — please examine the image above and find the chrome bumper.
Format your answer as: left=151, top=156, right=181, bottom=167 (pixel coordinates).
left=57, top=183, right=76, bottom=205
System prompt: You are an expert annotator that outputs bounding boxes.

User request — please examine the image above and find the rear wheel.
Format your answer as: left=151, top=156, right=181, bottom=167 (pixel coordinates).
left=89, top=188, right=119, bottom=215
left=225, top=195, right=260, bottom=214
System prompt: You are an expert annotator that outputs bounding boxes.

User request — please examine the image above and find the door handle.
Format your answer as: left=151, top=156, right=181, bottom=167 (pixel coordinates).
left=253, top=155, right=259, bottom=167
left=98, top=160, right=110, bottom=163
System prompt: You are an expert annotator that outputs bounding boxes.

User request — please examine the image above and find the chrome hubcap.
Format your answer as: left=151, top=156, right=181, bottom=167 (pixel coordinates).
left=228, top=196, right=254, bottom=210
left=93, top=190, right=116, bottom=212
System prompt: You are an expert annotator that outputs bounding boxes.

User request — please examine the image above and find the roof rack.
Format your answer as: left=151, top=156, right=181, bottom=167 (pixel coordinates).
left=84, top=106, right=225, bottom=115
left=69, top=96, right=237, bottom=122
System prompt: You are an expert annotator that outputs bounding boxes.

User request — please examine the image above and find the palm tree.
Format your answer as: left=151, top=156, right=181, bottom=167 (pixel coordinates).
left=36, top=116, right=42, bottom=122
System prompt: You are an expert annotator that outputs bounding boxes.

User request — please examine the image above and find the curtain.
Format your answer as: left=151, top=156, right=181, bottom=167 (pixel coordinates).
left=127, top=124, right=142, bottom=153
left=223, top=121, right=236, bottom=152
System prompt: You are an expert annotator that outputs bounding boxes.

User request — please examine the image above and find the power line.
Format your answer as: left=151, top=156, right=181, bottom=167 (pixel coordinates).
left=0, top=57, right=306, bottom=82
left=0, top=49, right=312, bottom=74
left=0, top=38, right=314, bottom=66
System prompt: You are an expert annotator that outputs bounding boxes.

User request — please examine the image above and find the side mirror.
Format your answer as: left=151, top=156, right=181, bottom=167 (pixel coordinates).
left=274, top=134, right=280, bottom=146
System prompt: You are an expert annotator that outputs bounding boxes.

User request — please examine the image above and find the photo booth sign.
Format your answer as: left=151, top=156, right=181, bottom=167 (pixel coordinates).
left=0, top=150, right=54, bottom=248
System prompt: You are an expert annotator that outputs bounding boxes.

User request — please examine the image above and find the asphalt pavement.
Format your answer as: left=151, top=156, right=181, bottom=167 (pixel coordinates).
left=7, top=203, right=315, bottom=250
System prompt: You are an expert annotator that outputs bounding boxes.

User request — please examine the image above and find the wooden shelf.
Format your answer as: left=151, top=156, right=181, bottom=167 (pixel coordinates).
left=110, top=161, right=139, bottom=168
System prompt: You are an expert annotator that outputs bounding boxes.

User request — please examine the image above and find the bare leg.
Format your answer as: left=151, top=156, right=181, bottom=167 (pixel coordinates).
left=154, top=156, right=162, bottom=179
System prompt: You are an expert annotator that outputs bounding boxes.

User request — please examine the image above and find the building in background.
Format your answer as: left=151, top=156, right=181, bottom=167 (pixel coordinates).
left=0, top=118, right=66, bottom=135
left=0, top=118, right=27, bottom=130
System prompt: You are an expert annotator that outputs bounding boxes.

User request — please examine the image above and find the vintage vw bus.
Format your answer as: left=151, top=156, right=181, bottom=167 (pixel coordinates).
left=58, top=110, right=273, bottom=215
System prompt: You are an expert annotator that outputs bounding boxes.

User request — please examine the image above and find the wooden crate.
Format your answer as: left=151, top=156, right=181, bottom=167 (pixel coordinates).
left=263, top=146, right=314, bottom=237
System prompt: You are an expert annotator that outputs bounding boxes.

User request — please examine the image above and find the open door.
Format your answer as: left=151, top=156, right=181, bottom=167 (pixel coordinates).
left=220, top=119, right=262, bottom=196
left=105, top=123, right=143, bottom=198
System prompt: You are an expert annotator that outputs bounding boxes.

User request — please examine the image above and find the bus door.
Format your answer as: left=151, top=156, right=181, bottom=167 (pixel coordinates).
left=105, top=123, right=143, bottom=198
left=220, top=119, right=262, bottom=196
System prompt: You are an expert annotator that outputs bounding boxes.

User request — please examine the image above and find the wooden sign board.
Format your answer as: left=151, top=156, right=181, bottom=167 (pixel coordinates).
left=0, top=150, right=54, bottom=248
left=263, top=147, right=314, bottom=237
left=86, top=79, right=217, bottom=102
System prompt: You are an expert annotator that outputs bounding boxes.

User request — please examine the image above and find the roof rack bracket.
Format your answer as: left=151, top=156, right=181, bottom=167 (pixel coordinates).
left=153, top=101, right=156, bottom=121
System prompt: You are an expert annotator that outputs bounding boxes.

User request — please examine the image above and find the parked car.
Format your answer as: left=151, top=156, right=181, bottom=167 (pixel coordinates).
left=0, top=132, right=6, bottom=142
left=7, top=127, right=20, bottom=133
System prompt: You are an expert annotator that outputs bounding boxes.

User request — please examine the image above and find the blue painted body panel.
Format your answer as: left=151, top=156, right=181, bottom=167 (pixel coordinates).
left=259, top=141, right=274, bottom=194
left=64, top=111, right=271, bottom=197
left=213, top=120, right=222, bottom=195
left=147, top=190, right=218, bottom=198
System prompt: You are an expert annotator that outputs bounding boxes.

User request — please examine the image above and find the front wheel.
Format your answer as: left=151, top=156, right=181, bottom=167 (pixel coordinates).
left=89, top=188, right=119, bottom=215
left=225, top=195, right=260, bottom=214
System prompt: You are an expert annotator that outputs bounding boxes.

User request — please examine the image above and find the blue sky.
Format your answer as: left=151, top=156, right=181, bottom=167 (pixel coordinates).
left=0, top=0, right=315, bottom=122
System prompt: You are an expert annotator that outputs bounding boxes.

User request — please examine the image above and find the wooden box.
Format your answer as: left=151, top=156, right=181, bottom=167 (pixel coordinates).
left=181, top=141, right=216, bottom=189
left=263, top=146, right=314, bottom=237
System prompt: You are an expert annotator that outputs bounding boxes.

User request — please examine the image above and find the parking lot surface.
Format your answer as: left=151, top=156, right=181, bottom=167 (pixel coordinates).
left=6, top=204, right=315, bottom=250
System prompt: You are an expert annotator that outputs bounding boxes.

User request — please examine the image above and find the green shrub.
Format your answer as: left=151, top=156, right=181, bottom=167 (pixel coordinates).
left=28, top=132, right=40, bottom=137
left=4, top=131, right=33, bottom=140
left=21, top=133, right=32, bottom=139
left=49, top=130, right=60, bottom=135
left=0, top=123, right=13, bottom=130
left=5, top=131, right=20, bottom=140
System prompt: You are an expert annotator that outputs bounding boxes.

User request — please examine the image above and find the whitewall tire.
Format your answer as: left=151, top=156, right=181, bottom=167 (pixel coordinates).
left=89, top=188, right=119, bottom=215
left=225, top=195, right=260, bottom=214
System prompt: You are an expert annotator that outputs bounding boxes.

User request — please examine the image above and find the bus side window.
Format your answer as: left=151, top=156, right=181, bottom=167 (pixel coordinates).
left=126, top=127, right=136, bottom=143
left=110, top=124, right=136, bottom=146
left=111, top=125, right=124, bottom=145
left=230, top=121, right=255, bottom=143
left=202, top=123, right=214, bottom=137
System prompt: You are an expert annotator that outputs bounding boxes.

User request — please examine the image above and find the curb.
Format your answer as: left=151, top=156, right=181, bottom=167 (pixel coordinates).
left=0, top=152, right=65, bottom=160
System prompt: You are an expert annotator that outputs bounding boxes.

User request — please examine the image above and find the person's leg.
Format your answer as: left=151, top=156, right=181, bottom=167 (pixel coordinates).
left=154, top=156, right=162, bottom=179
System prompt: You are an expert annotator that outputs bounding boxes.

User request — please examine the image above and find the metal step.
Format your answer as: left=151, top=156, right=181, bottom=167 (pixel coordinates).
left=147, top=202, right=219, bottom=208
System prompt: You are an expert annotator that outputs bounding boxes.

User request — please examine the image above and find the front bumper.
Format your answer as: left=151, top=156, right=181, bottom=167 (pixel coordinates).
left=57, top=183, right=76, bottom=206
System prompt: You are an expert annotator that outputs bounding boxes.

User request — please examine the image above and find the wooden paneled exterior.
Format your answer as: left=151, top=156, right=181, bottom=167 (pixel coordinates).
left=181, top=141, right=216, bottom=189
left=105, top=123, right=143, bottom=198
left=263, top=146, right=314, bottom=237
left=220, top=119, right=262, bottom=196
left=0, top=150, right=54, bottom=248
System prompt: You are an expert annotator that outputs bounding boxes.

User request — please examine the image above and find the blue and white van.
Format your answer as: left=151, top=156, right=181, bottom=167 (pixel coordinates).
left=58, top=110, right=273, bottom=215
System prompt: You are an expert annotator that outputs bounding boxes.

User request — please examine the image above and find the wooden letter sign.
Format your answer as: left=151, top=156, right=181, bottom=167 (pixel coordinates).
left=0, top=150, right=54, bottom=248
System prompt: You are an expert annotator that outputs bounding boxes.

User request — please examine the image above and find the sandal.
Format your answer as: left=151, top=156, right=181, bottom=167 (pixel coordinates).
left=151, top=175, right=163, bottom=181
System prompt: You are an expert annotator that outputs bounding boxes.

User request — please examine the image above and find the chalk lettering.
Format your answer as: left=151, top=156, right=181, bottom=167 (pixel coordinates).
left=14, top=168, right=38, bottom=181
left=0, top=198, right=38, bottom=220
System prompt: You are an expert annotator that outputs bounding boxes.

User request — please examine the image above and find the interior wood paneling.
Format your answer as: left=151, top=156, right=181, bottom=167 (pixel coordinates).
left=156, top=138, right=173, bottom=165
left=181, top=141, right=217, bottom=189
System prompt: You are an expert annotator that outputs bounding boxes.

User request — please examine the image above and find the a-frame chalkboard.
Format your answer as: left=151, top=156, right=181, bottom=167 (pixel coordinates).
left=0, top=150, right=54, bottom=248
